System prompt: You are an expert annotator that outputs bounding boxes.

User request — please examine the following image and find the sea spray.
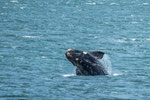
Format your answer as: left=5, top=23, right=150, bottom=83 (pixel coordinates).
left=99, top=54, right=112, bottom=75
left=63, top=74, right=76, bottom=77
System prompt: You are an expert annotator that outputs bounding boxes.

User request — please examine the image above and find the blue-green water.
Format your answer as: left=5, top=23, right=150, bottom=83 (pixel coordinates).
left=0, top=0, right=150, bottom=99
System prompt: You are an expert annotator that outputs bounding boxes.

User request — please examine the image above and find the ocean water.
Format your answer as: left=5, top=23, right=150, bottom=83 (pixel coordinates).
left=0, top=0, right=150, bottom=99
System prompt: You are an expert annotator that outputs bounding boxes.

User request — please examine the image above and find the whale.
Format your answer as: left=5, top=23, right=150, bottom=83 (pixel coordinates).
left=65, top=49, right=108, bottom=76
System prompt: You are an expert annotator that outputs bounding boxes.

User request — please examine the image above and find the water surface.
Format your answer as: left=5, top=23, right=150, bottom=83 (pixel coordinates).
left=0, top=0, right=150, bottom=99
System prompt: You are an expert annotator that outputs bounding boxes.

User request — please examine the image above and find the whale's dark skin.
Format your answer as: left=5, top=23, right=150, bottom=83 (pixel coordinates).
left=65, top=49, right=108, bottom=76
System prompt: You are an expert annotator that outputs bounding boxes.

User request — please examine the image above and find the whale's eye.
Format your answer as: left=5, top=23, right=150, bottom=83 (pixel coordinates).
left=83, top=52, right=87, bottom=55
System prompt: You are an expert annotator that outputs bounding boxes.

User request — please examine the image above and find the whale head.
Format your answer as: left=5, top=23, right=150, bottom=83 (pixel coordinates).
left=65, top=49, right=89, bottom=65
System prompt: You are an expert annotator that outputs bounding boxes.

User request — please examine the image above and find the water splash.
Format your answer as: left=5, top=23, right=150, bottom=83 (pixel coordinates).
left=99, top=54, right=112, bottom=75
left=63, top=74, right=76, bottom=77
left=113, top=73, right=120, bottom=76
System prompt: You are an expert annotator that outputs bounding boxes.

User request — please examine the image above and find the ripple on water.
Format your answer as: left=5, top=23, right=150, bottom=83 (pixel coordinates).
left=115, top=38, right=144, bottom=43
left=1, top=0, right=150, bottom=99
left=131, top=22, right=138, bottom=24
left=20, top=7, right=25, bottom=10
left=85, top=2, right=104, bottom=5
left=22, top=36, right=39, bottom=39
left=0, top=94, right=27, bottom=99
left=0, top=55, right=4, bottom=58
left=110, top=3, right=120, bottom=6
left=143, top=3, right=149, bottom=5
left=10, top=0, right=19, bottom=3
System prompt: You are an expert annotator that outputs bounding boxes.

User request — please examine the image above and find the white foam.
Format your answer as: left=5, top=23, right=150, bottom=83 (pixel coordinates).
left=86, top=2, right=96, bottom=5
left=41, top=56, right=47, bottom=59
left=110, top=3, right=119, bottom=5
left=12, top=46, right=17, bottom=49
left=10, top=0, right=19, bottom=3
left=117, top=39, right=125, bottom=43
left=20, top=7, right=25, bottom=9
left=143, top=3, right=149, bottom=5
left=131, top=22, right=138, bottom=24
left=23, top=36, right=39, bottom=39
left=130, top=38, right=136, bottom=41
left=145, top=38, right=150, bottom=41
left=94, top=36, right=98, bottom=39
left=104, top=22, right=109, bottom=24
left=63, top=74, right=76, bottom=77
left=116, top=38, right=137, bottom=42
left=113, top=73, right=120, bottom=76
left=86, top=2, right=104, bottom=5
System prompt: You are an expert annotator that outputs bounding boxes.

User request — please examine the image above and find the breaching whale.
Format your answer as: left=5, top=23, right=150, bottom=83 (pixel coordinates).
left=65, top=49, right=108, bottom=76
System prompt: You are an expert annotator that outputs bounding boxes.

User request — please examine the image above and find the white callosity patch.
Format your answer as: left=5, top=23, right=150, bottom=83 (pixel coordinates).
left=99, top=54, right=112, bottom=75
left=75, top=58, right=79, bottom=61
left=83, top=52, right=87, bottom=55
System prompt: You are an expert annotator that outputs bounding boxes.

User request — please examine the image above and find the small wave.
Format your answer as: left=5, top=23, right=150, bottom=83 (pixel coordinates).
left=41, top=56, right=47, bottom=59
left=63, top=74, right=76, bottom=77
left=86, top=2, right=96, bottom=5
left=130, top=38, right=136, bottom=41
left=104, top=22, right=109, bottom=24
left=12, top=46, right=17, bottom=49
left=10, top=0, right=19, bottom=3
left=116, top=39, right=126, bottom=43
left=0, top=13, right=7, bottom=15
left=110, top=3, right=119, bottom=5
left=131, top=22, right=138, bottom=24
left=0, top=55, right=3, bottom=58
left=20, top=7, right=25, bottom=10
left=143, top=3, right=149, bottom=5
left=116, top=38, right=138, bottom=43
left=145, top=38, right=150, bottom=41
left=85, top=2, right=104, bottom=5
left=22, top=36, right=39, bottom=39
